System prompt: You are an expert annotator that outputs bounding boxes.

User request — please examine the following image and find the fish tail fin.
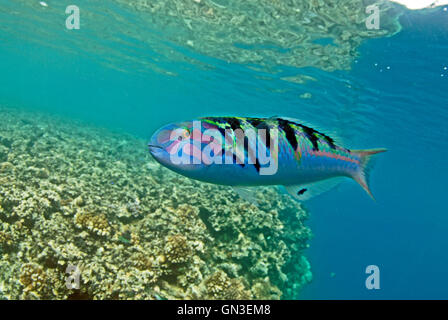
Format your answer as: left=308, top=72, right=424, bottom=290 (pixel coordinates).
left=350, top=148, right=387, bottom=200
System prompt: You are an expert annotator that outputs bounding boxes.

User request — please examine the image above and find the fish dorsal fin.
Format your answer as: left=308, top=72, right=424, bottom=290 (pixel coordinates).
left=270, top=116, right=344, bottom=147
left=271, top=116, right=300, bottom=123
left=284, top=178, right=344, bottom=201
left=232, top=186, right=258, bottom=206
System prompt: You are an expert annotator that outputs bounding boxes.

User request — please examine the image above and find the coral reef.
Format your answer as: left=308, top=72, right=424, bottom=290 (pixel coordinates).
left=0, top=106, right=312, bottom=300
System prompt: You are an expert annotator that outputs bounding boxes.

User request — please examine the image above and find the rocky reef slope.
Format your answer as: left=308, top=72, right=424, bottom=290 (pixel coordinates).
left=0, top=107, right=312, bottom=299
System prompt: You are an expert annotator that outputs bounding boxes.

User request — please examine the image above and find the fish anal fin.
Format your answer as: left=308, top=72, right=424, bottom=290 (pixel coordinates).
left=285, top=178, right=343, bottom=202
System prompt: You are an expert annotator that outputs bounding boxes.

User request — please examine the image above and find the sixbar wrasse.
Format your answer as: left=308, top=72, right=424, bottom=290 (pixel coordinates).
left=148, top=116, right=386, bottom=201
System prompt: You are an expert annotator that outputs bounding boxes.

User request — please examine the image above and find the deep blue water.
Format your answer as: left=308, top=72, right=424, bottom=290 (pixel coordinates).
left=1, top=4, right=447, bottom=299
left=302, top=10, right=448, bottom=299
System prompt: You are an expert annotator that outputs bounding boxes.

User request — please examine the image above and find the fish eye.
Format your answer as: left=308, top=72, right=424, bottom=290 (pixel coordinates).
left=177, top=129, right=190, bottom=141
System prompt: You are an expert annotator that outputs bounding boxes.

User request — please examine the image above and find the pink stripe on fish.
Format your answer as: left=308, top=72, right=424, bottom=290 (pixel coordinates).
left=310, top=150, right=360, bottom=164
left=166, top=140, right=181, bottom=154
left=202, top=122, right=218, bottom=130
left=157, top=130, right=173, bottom=144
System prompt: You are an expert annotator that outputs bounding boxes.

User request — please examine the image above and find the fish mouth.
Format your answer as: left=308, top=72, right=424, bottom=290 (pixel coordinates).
left=147, top=144, right=164, bottom=150
left=148, top=144, right=165, bottom=157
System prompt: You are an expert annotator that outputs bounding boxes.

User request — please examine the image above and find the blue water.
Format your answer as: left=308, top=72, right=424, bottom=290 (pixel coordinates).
left=1, top=4, right=447, bottom=299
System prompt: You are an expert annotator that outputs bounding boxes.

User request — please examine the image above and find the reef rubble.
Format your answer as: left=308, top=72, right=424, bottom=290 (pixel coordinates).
left=0, top=107, right=312, bottom=299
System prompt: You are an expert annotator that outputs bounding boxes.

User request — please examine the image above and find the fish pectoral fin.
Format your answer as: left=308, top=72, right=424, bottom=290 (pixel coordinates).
left=284, top=178, right=344, bottom=201
left=232, top=186, right=258, bottom=206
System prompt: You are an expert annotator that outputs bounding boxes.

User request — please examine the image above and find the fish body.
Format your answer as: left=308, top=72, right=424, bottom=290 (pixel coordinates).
left=148, top=116, right=386, bottom=200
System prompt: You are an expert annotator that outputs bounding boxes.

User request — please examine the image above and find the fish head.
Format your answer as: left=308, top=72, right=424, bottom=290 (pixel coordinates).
left=148, top=120, right=213, bottom=175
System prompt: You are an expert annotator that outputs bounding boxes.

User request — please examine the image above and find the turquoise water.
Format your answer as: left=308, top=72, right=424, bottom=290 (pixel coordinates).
left=1, top=2, right=447, bottom=299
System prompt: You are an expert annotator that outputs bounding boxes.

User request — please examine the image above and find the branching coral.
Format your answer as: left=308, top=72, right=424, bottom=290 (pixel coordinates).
left=203, top=270, right=251, bottom=300
left=164, top=234, right=193, bottom=264
left=74, top=211, right=111, bottom=237
left=19, top=263, right=48, bottom=298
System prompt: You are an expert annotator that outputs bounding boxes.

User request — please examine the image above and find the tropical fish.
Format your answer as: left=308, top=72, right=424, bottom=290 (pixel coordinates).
left=148, top=116, right=386, bottom=201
